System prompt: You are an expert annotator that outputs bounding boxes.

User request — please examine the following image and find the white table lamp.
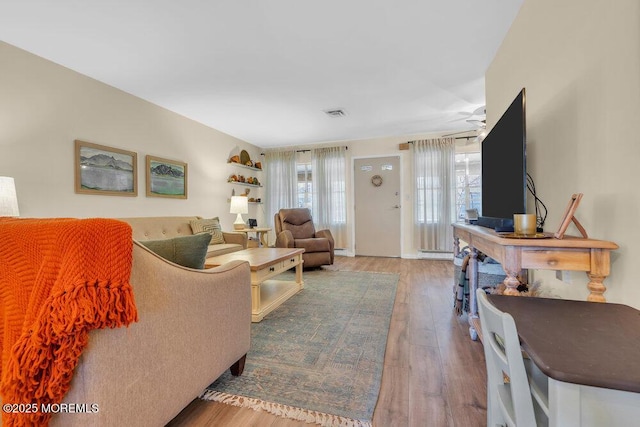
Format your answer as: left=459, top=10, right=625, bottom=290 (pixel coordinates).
left=0, top=177, right=19, bottom=217
left=230, top=196, right=248, bottom=230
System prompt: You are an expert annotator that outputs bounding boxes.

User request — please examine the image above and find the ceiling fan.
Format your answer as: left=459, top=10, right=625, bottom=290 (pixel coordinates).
left=462, top=105, right=486, bottom=129
left=446, top=105, right=486, bottom=144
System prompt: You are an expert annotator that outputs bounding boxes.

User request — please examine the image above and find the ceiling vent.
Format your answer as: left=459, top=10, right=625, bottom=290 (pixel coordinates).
left=324, top=108, right=347, bottom=118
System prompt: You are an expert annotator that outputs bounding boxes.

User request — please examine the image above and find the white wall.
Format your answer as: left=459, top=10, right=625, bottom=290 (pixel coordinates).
left=486, top=0, right=640, bottom=306
left=0, top=40, right=474, bottom=260
left=0, top=41, right=264, bottom=231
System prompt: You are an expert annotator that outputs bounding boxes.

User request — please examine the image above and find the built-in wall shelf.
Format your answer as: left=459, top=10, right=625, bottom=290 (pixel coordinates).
left=229, top=163, right=262, bottom=172
left=228, top=181, right=262, bottom=188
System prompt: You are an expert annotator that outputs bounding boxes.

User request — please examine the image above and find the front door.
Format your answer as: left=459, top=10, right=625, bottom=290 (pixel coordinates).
left=354, top=156, right=401, bottom=257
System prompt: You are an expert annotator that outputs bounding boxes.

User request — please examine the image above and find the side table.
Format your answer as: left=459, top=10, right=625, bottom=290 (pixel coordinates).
left=236, top=227, right=271, bottom=247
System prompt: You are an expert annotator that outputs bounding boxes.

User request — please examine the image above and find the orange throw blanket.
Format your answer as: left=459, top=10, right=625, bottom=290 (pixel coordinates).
left=0, top=218, right=138, bottom=427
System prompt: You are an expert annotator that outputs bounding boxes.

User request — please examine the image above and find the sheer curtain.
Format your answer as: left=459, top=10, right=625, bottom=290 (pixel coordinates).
left=312, top=146, right=347, bottom=248
left=413, top=138, right=456, bottom=252
left=264, top=150, right=297, bottom=228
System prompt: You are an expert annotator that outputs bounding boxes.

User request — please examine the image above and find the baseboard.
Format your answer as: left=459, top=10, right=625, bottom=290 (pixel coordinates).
left=335, top=250, right=452, bottom=260
left=334, top=249, right=354, bottom=257
left=416, top=252, right=454, bottom=260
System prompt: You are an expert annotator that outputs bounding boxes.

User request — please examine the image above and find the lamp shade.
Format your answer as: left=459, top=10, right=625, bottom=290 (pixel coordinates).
left=0, top=177, right=19, bottom=217
left=230, top=196, right=248, bottom=230
left=229, top=196, right=248, bottom=214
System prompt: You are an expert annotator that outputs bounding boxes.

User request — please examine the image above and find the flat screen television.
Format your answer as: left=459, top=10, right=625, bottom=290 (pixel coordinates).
left=477, top=88, right=527, bottom=231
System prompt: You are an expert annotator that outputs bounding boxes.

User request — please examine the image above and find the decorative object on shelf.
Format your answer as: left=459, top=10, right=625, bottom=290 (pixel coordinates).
left=227, top=197, right=262, bottom=204
left=228, top=151, right=262, bottom=170
left=146, top=155, right=187, bottom=199
left=227, top=174, right=260, bottom=186
left=554, top=193, right=587, bottom=239
left=371, top=174, right=383, bottom=187
left=230, top=196, right=248, bottom=230
left=74, top=140, right=137, bottom=196
left=239, top=150, right=251, bottom=166
left=0, top=176, right=20, bottom=216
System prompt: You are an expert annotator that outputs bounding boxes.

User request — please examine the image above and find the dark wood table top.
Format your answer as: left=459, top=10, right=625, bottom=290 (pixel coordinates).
left=487, top=294, right=640, bottom=393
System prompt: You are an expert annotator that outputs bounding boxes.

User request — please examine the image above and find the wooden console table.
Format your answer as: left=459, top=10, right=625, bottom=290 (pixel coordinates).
left=453, top=223, right=618, bottom=340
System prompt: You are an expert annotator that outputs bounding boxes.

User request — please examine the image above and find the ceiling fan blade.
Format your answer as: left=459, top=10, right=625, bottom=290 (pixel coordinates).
left=466, top=119, right=486, bottom=128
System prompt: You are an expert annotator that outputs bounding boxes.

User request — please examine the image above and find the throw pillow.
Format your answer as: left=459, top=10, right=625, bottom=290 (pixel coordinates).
left=190, top=217, right=225, bottom=245
left=140, top=233, right=212, bottom=269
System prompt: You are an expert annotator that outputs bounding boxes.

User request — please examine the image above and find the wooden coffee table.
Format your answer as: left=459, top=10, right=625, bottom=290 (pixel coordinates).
left=205, top=248, right=304, bottom=322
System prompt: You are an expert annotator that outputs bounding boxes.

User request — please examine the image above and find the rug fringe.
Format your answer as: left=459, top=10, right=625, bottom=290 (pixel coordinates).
left=200, top=389, right=372, bottom=427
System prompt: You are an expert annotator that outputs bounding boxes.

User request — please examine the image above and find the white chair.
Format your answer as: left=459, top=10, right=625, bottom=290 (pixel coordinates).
left=476, top=289, right=549, bottom=427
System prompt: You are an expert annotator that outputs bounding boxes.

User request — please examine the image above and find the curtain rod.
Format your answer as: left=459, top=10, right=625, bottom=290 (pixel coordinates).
left=260, top=146, right=348, bottom=156
left=407, top=136, right=476, bottom=142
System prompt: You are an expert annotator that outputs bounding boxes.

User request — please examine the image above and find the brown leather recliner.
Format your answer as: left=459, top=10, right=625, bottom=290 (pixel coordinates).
left=274, top=208, right=334, bottom=268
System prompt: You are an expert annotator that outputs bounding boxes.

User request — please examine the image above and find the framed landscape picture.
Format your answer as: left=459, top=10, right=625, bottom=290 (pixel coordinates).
left=146, top=155, right=188, bottom=199
left=75, top=140, right=137, bottom=196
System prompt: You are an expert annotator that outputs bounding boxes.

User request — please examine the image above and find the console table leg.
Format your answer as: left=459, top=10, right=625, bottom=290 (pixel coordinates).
left=502, top=271, right=522, bottom=296
left=468, top=249, right=479, bottom=340
left=587, top=273, right=607, bottom=302
left=502, top=247, right=522, bottom=296
left=587, top=249, right=609, bottom=302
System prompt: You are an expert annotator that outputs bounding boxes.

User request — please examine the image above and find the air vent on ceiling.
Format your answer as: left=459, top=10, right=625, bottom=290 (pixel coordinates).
left=324, top=108, right=347, bottom=118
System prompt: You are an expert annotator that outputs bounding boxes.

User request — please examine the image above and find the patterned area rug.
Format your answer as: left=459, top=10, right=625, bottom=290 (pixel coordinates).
left=201, top=269, right=399, bottom=426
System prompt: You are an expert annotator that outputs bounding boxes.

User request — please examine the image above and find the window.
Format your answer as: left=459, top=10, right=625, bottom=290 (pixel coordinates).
left=415, top=176, right=443, bottom=223
left=268, top=147, right=346, bottom=247
left=455, top=152, right=481, bottom=222
left=297, top=162, right=312, bottom=210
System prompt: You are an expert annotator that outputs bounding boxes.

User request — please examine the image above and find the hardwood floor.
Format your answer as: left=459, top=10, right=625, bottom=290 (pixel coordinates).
left=167, top=256, right=487, bottom=427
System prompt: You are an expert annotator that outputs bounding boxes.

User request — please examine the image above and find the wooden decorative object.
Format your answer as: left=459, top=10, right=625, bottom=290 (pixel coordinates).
left=554, top=193, right=587, bottom=239
left=240, top=150, right=251, bottom=165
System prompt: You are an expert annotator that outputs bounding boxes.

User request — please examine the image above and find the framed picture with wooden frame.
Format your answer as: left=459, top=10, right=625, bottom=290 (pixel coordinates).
left=554, top=193, right=588, bottom=239
left=146, top=155, right=188, bottom=199
left=74, top=140, right=137, bottom=196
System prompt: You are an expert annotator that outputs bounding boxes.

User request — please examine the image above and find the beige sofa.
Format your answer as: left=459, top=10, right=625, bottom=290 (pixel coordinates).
left=121, top=216, right=248, bottom=257
left=48, top=219, right=252, bottom=427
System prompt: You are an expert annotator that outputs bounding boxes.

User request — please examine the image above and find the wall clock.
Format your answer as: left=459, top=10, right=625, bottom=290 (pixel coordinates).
left=371, top=175, right=383, bottom=187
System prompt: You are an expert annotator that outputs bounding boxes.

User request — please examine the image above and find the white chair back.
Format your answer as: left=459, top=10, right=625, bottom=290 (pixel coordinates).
left=476, top=289, right=548, bottom=427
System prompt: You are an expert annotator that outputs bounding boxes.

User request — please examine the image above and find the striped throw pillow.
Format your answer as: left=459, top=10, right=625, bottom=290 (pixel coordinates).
left=190, top=217, right=225, bottom=245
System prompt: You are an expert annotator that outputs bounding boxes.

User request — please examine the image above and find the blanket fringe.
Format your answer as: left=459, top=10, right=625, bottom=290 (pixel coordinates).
left=0, top=217, right=136, bottom=427
left=200, top=389, right=372, bottom=427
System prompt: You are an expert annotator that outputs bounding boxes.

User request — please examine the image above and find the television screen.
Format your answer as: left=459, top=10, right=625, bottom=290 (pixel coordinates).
left=479, top=88, right=526, bottom=229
